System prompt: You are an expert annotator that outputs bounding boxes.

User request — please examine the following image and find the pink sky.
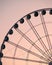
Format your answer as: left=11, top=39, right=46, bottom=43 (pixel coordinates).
left=0, top=0, right=52, bottom=65
left=0, top=0, right=52, bottom=45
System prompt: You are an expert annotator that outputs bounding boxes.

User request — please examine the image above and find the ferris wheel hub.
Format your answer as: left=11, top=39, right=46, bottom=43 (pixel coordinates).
left=49, top=61, right=52, bottom=65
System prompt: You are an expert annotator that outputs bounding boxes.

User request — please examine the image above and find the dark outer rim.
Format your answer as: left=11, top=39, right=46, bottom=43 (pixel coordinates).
left=1, top=8, right=52, bottom=50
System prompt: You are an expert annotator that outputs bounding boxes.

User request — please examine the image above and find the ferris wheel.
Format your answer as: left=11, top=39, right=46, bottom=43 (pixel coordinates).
left=0, top=8, right=52, bottom=65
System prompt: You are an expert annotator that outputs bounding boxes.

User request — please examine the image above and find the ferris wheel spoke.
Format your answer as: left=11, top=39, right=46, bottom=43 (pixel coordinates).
left=3, top=56, right=48, bottom=64
left=15, top=28, right=51, bottom=61
left=25, top=18, right=50, bottom=56
left=40, top=13, right=52, bottom=56
left=7, top=40, right=48, bottom=61
left=1, top=8, right=52, bottom=65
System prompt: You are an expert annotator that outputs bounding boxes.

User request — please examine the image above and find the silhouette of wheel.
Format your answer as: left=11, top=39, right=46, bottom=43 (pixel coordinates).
left=0, top=8, right=52, bottom=65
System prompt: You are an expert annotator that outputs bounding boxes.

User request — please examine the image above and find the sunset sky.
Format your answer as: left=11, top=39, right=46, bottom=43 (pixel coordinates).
left=0, top=0, right=52, bottom=65
left=0, top=0, right=52, bottom=45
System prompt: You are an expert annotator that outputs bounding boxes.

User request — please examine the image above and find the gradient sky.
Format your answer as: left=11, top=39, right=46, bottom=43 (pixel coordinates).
left=0, top=0, right=52, bottom=65
left=0, top=0, right=52, bottom=45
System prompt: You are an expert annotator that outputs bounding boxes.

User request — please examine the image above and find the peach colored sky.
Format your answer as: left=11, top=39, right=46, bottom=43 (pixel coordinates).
left=0, top=0, right=52, bottom=46
left=0, top=0, right=52, bottom=65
